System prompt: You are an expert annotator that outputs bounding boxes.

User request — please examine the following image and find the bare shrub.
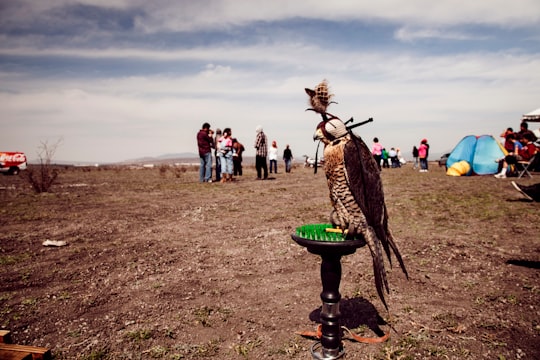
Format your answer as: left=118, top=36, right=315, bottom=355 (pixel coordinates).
left=157, top=164, right=187, bottom=178
left=25, top=139, right=62, bottom=193
left=172, top=165, right=187, bottom=178
left=159, top=164, right=169, bottom=177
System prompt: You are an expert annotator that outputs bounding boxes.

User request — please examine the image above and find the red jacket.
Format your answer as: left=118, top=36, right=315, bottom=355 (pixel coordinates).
left=518, top=142, right=537, bottom=161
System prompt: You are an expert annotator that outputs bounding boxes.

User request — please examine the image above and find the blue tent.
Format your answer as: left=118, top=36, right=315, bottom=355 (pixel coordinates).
left=446, top=135, right=506, bottom=176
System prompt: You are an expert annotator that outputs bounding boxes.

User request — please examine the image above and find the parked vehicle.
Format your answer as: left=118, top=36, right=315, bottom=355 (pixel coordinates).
left=0, top=152, right=27, bottom=175
left=303, top=155, right=324, bottom=168
left=438, top=153, right=450, bottom=170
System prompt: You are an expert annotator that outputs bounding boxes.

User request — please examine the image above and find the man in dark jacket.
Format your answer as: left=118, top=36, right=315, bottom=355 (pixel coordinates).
left=517, top=122, right=538, bottom=143
left=197, top=122, right=213, bottom=182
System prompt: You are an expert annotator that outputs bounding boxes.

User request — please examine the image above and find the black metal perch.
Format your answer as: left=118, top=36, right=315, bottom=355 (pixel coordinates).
left=292, top=225, right=366, bottom=359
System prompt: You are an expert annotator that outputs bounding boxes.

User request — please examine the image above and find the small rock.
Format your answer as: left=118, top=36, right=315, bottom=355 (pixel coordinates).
left=42, top=240, right=68, bottom=247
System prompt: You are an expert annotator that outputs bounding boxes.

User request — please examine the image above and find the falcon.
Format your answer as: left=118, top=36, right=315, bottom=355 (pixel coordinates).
left=306, top=80, right=408, bottom=308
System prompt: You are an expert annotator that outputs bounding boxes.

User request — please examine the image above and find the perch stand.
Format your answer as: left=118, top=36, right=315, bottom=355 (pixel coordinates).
left=292, top=225, right=366, bottom=359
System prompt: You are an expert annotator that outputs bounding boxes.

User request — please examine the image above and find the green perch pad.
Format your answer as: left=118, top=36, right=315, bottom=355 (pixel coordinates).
left=295, top=223, right=349, bottom=242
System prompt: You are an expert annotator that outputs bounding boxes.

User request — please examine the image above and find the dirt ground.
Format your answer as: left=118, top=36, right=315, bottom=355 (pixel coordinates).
left=1, top=161, right=539, bottom=359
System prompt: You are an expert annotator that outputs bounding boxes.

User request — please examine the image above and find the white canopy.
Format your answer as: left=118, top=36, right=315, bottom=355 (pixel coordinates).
left=522, top=108, right=540, bottom=122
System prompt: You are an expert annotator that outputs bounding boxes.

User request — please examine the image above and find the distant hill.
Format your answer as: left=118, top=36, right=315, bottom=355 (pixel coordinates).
left=120, top=152, right=199, bottom=165
left=120, top=153, right=258, bottom=166
left=31, top=150, right=445, bottom=167
left=155, top=152, right=198, bottom=160
left=29, top=152, right=201, bottom=166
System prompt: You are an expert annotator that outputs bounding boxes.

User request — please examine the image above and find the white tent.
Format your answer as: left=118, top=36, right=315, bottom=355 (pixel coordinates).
left=522, top=108, right=540, bottom=122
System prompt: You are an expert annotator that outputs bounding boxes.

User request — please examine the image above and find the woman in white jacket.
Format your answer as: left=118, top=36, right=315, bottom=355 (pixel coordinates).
left=268, top=140, right=278, bottom=174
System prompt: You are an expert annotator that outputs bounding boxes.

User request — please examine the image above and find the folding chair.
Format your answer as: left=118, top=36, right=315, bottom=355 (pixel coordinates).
left=516, top=152, right=538, bottom=178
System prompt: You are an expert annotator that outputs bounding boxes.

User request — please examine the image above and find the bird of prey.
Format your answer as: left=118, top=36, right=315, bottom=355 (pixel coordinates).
left=305, top=80, right=408, bottom=308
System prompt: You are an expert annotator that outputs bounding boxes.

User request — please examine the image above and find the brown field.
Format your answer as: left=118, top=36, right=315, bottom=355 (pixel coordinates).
left=1, top=162, right=539, bottom=359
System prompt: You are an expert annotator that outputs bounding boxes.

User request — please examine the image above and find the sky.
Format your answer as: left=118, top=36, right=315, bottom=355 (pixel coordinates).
left=1, top=0, right=540, bottom=164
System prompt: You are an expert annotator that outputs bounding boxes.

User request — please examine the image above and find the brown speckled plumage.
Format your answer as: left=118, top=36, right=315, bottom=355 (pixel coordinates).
left=307, top=81, right=408, bottom=309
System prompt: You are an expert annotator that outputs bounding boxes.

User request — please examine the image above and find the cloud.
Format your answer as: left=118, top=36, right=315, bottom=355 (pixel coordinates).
left=394, top=27, right=490, bottom=42
left=130, top=1, right=540, bottom=32
left=1, top=0, right=539, bottom=162
left=2, top=44, right=538, bottom=162
left=3, top=1, right=540, bottom=36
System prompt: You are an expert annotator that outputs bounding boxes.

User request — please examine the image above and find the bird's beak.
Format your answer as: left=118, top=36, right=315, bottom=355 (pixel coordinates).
left=313, top=128, right=323, bottom=141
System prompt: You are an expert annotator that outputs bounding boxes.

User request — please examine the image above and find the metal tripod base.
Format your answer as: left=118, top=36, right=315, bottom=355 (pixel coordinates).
left=311, top=341, right=346, bottom=359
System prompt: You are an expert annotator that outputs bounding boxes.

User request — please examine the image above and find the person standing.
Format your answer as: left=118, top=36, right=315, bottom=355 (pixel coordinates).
left=197, top=122, right=213, bottom=183
left=283, top=144, right=293, bottom=173
left=382, top=148, right=390, bottom=168
left=412, top=146, right=419, bottom=169
left=232, top=138, right=245, bottom=176
left=213, top=128, right=222, bottom=182
left=424, top=140, right=430, bottom=170
left=418, top=139, right=429, bottom=172
left=218, top=128, right=234, bottom=182
left=254, top=125, right=268, bottom=180
left=269, top=140, right=278, bottom=174
left=371, top=137, right=383, bottom=170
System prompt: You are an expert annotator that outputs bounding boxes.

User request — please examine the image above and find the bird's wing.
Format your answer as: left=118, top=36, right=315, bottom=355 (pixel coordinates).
left=343, top=134, right=408, bottom=275
left=342, top=134, right=385, bottom=231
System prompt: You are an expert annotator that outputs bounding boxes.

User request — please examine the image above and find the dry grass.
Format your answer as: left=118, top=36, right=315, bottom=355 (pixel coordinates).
left=1, top=162, right=539, bottom=359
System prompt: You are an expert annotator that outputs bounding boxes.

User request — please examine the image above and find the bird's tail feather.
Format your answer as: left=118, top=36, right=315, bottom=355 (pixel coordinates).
left=364, top=227, right=389, bottom=309
left=385, top=229, right=409, bottom=279
left=377, top=206, right=408, bottom=279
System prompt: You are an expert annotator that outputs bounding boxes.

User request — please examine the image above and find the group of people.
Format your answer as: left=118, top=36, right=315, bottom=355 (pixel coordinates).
left=246, top=125, right=295, bottom=180
left=371, top=138, right=404, bottom=169
left=494, top=122, right=538, bottom=179
left=197, top=123, right=294, bottom=183
left=197, top=123, right=245, bottom=183
left=372, top=137, right=430, bottom=172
